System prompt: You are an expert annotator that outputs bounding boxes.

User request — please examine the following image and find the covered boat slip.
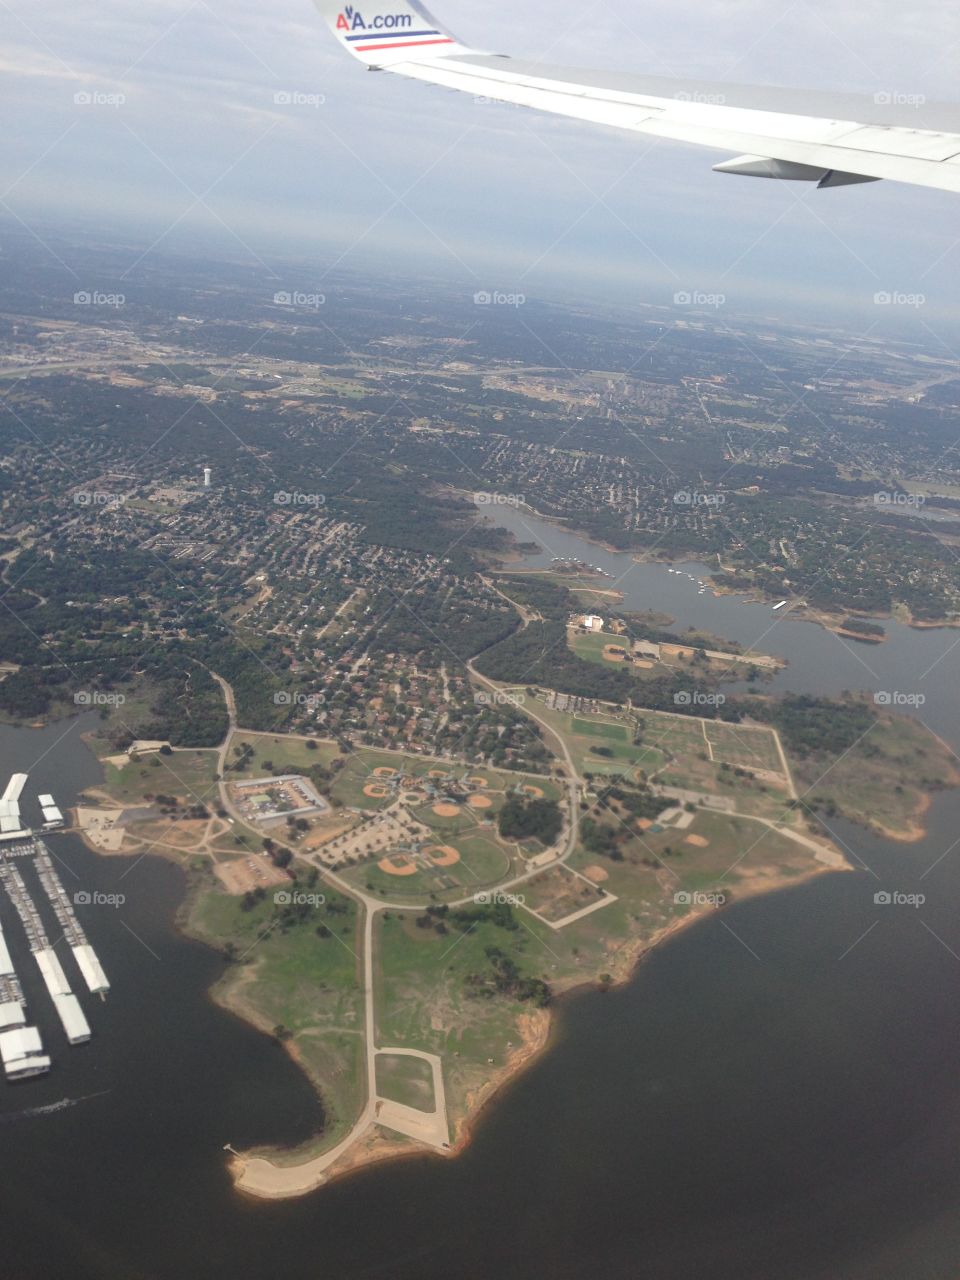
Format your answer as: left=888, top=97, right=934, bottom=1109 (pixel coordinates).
left=0, top=1026, right=50, bottom=1079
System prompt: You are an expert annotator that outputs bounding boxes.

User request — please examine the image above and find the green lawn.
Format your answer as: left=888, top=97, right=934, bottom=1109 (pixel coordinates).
left=572, top=718, right=629, bottom=741
left=102, top=748, right=219, bottom=806
left=375, top=1053, right=436, bottom=1110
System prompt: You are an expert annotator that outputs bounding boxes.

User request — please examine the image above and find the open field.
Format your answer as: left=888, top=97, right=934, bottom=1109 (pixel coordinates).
left=799, top=710, right=960, bottom=841
left=703, top=719, right=785, bottom=773
left=375, top=1053, right=436, bottom=1111
left=570, top=807, right=827, bottom=916
left=341, top=829, right=516, bottom=900
left=226, top=732, right=340, bottom=777
left=532, top=701, right=666, bottom=778
left=569, top=629, right=628, bottom=666
left=99, top=748, right=220, bottom=806
left=188, top=870, right=366, bottom=1152
left=521, top=865, right=610, bottom=924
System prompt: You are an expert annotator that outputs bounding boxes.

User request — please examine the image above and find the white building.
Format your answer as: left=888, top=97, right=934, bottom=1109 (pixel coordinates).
left=0, top=1026, right=51, bottom=1079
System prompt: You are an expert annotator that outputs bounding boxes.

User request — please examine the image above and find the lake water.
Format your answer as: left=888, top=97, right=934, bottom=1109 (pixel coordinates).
left=488, top=501, right=960, bottom=742
left=2, top=516, right=960, bottom=1278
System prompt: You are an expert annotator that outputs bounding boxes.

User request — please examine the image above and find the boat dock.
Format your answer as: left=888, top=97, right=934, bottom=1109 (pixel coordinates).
left=34, top=846, right=110, bottom=995
left=0, top=859, right=91, bottom=1046
left=37, top=794, right=64, bottom=830
left=0, top=918, right=26, bottom=1031
left=0, top=774, right=110, bottom=1078
left=0, top=861, right=49, bottom=1078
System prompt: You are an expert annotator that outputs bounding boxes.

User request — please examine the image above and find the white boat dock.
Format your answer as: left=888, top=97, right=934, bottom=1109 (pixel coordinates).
left=71, top=945, right=110, bottom=996
left=0, top=858, right=93, bottom=1046
left=34, top=845, right=110, bottom=996
left=0, top=1026, right=50, bottom=1080
left=0, top=777, right=106, bottom=1076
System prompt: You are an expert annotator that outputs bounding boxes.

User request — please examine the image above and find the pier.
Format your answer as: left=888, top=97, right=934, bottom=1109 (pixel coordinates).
left=34, top=846, right=110, bottom=995
left=0, top=859, right=91, bottom=1046
left=0, top=774, right=111, bottom=1079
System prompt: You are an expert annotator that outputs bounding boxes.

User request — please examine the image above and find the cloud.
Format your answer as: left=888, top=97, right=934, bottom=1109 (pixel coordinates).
left=1, top=0, right=959, bottom=335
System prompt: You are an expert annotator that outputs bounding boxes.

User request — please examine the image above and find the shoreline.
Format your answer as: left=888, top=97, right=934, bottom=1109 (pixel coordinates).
left=225, top=855, right=848, bottom=1201
left=467, top=491, right=960, bottom=633
left=58, top=673, right=956, bottom=1200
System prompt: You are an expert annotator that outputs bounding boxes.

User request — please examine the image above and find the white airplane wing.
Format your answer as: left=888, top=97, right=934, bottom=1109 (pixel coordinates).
left=315, top=1, right=960, bottom=194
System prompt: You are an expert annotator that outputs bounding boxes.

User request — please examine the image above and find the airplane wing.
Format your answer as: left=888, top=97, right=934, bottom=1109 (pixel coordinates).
left=315, top=1, right=960, bottom=194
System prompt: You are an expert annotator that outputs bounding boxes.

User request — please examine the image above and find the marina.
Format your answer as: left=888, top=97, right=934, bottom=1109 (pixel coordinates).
left=0, top=776, right=108, bottom=1076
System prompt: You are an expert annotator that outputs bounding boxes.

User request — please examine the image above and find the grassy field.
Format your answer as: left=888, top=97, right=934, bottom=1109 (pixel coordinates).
left=572, top=717, right=628, bottom=741
left=522, top=865, right=609, bottom=923
left=101, top=748, right=220, bottom=806
left=341, top=828, right=516, bottom=901
left=375, top=1053, right=436, bottom=1110
left=800, top=711, right=960, bottom=839
left=569, top=630, right=630, bottom=665
left=188, top=870, right=365, bottom=1151
left=372, top=910, right=558, bottom=1125
left=570, top=807, right=818, bottom=918
left=534, top=702, right=665, bottom=779
left=226, top=732, right=339, bottom=777
left=704, top=720, right=784, bottom=773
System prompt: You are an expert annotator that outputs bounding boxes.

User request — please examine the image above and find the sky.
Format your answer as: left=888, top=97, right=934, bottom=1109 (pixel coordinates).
left=2, top=0, right=960, bottom=340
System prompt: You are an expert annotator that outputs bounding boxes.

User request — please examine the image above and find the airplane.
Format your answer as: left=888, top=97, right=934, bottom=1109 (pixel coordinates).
left=315, top=0, right=960, bottom=194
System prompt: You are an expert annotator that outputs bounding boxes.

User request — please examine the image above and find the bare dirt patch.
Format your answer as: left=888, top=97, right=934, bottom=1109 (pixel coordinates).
left=215, top=855, right=289, bottom=895
left=378, top=855, right=418, bottom=877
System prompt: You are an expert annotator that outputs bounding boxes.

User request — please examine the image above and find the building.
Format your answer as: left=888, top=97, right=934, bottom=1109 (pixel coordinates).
left=577, top=614, right=604, bottom=632
left=0, top=1026, right=51, bottom=1079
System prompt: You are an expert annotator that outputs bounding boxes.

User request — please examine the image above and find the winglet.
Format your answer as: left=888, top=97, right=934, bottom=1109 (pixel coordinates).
left=314, top=0, right=472, bottom=66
